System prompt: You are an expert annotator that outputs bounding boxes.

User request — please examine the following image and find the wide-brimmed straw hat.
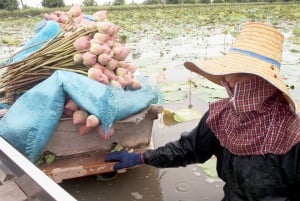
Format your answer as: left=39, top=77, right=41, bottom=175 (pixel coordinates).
left=184, top=22, right=296, bottom=111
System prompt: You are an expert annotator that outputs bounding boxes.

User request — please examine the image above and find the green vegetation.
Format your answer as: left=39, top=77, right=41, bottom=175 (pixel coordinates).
left=0, top=0, right=18, bottom=11
left=83, top=0, right=98, bottom=6
left=41, top=0, right=65, bottom=8
left=0, top=3, right=299, bottom=21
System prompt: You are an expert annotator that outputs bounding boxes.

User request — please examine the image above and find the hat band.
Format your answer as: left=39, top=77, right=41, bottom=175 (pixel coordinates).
left=230, top=48, right=281, bottom=68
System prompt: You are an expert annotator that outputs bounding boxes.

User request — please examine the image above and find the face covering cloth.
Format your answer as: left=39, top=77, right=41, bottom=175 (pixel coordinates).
left=207, top=75, right=300, bottom=156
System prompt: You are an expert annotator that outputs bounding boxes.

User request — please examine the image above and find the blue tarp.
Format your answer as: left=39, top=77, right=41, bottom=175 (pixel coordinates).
left=9, top=20, right=62, bottom=64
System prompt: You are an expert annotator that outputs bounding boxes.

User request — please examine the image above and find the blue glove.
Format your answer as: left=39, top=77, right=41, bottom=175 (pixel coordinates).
left=105, top=151, right=144, bottom=171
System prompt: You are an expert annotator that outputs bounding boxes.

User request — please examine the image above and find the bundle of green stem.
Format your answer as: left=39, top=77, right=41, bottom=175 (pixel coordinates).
left=0, top=27, right=96, bottom=104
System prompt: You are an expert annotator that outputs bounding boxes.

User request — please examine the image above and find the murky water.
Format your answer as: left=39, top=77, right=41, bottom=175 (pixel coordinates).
left=127, top=21, right=300, bottom=105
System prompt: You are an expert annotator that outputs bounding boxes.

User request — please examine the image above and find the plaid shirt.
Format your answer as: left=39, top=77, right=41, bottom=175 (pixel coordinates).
left=207, top=76, right=300, bottom=155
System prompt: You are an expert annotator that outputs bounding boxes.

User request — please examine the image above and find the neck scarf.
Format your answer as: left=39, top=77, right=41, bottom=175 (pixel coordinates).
left=207, top=76, right=300, bottom=155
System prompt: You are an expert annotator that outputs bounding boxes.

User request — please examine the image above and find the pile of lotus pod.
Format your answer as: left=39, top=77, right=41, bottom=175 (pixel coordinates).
left=0, top=5, right=141, bottom=104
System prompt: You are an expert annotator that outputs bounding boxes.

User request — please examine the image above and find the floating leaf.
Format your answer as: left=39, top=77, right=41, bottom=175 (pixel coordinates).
left=45, top=153, right=56, bottom=164
left=162, top=91, right=187, bottom=103
left=198, top=157, right=218, bottom=178
left=2, top=36, right=21, bottom=46
left=110, top=142, right=124, bottom=152
left=162, top=108, right=178, bottom=126
left=173, top=108, right=202, bottom=123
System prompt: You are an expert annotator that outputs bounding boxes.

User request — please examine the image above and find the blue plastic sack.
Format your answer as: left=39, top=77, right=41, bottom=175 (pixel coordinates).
left=9, top=20, right=61, bottom=64
left=0, top=70, right=159, bottom=162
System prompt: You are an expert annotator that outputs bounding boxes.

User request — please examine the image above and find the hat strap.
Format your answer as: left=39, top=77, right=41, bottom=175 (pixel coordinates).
left=230, top=48, right=281, bottom=68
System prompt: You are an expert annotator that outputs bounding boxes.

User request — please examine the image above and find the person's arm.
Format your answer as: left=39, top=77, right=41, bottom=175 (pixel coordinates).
left=281, top=142, right=300, bottom=200
left=105, top=110, right=220, bottom=170
left=143, top=111, right=220, bottom=167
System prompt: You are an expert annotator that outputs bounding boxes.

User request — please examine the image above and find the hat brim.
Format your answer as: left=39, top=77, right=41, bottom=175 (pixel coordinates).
left=184, top=52, right=296, bottom=111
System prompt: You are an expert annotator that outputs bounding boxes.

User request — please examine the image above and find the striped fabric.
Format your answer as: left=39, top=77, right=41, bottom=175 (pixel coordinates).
left=207, top=76, right=300, bottom=155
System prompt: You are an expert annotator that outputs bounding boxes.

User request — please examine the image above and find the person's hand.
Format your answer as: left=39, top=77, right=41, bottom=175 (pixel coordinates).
left=104, top=151, right=144, bottom=171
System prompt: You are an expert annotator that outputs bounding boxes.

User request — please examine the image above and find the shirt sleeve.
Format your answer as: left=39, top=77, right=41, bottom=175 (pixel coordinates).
left=280, top=142, right=300, bottom=200
left=143, top=110, right=221, bottom=168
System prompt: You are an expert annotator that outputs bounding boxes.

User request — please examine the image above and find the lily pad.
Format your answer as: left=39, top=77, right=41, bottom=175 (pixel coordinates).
left=173, top=108, right=202, bottom=123
left=162, top=107, right=202, bottom=126
left=2, top=36, right=21, bottom=46
left=162, top=108, right=178, bottom=126
left=198, top=156, right=218, bottom=178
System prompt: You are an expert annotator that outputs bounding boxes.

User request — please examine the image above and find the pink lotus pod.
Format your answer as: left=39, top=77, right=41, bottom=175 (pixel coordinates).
left=105, top=59, right=118, bottom=71
left=81, top=20, right=97, bottom=30
left=112, top=46, right=122, bottom=56
left=73, top=36, right=90, bottom=51
left=112, top=42, right=124, bottom=48
left=86, top=115, right=100, bottom=127
left=63, top=108, right=74, bottom=117
left=58, top=14, right=69, bottom=24
left=98, top=72, right=109, bottom=85
left=110, top=80, right=122, bottom=88
left=127, top=63, right=137, bottom=73
left=69, top=5, right=82, bottom=18
left=117, top=61, right=129, bottom=69
left=109, top=34, right=117, bottom=42
left=103, top=68, right=118, bottom=80
left=115, top=67, right=128, bottom=77
left=92, top=63, right=106, bottom=70
left=106, top=24, right=120, bottom=35
left=74, top=14, right=85, bottom=24
left=48, top=13, right=59, bottom=21
left=123, top=73, right=134, bottom=85
left=88, top=68, right=109, bottom=84
left=73, top=109, right=89, bottom=125
left=90, top=39, right=104, bottom=46
left=93, top=10, right=107, bottom=22
left=104, top=40, right=114, bottom=48
left=113, top=25, right=120, bottom=33
left=96, top=21, right=113, bottom=33
left=90, top=43, right=105, bottom=55
left=0, top=108, right=8, bottom=118
left=102, top=44, right=112, bottom=54
left=130, top=79, right=142, bottom=90
left=87, top=67, right=100, bottom=80
left=73, top=53, right=83, bottom=64
left=98, top=124, right=114, bottom=140
left=117, top=76, right=129, bottom=88
left=115, top=47, right=131, bottom=61
left=65, top=99, right=79, bottom=111
left=97, top=53, right=111, bottom=66
left=79, top=125, right=95, bottom=136
left=82, top=52, right=97, bottom=67
left=64, top=99, right=79, bottom=117
left=93, top=32, right=109, bottom=42
left=86, top=21, right=97, bottom=30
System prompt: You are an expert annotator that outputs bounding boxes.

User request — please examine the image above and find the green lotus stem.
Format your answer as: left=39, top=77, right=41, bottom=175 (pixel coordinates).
left=42, top=66, right=88, bottom=75
left=0, top=25, right=99, bottom=103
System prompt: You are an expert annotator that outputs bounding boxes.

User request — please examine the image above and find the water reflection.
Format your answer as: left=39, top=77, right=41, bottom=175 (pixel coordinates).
left=61, top=165, right=163, bottom=201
